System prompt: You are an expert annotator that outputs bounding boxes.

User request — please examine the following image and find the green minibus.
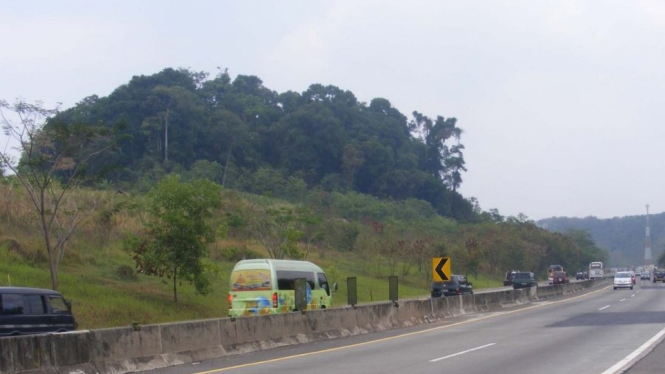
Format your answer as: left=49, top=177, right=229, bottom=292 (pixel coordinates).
left=228, top=259, right=336, bottom=317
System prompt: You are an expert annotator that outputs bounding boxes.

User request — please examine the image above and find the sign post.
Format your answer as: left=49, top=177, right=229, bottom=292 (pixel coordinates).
left=347, top=277, right=357, bottom=307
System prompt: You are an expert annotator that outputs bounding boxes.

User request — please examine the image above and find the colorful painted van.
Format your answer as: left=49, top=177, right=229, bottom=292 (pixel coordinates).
left=228, top=259, right=336, bottom=317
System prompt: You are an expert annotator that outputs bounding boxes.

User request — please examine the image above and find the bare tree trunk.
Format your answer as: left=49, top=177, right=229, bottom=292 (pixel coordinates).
left=164, top=105, right=170, bottom=163
left=222, top=147, right=232, bottom=187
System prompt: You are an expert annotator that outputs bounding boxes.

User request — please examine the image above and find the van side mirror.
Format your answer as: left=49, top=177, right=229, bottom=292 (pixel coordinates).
left=333, top=282, right=339, bottom=292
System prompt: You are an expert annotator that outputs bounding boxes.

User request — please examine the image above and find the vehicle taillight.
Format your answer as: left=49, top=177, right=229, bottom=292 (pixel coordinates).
left=456, top=288, right=460, bottom=294
left=272, top=292, right=278, bottom=308
left=227, top=293, right=232, bottom=309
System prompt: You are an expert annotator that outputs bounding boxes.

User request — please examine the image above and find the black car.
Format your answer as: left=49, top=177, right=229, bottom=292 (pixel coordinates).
left=0, top=287, right=77, bottom=336
left=512, top=272, right=537, bottom=289
left=576, top=271, right=585, bottom=280
left=431, top=275, right=473, bottom=297
left=653, top=270, right=665, bottom=283
left=503, top=270, right=518, bottom=286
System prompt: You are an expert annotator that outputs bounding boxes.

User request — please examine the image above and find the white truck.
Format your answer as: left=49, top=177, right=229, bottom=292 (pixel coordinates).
left=589, top=261, right=604, bottom=280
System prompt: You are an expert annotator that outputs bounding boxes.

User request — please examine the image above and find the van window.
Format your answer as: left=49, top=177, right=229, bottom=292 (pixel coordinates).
left=1, top=294, right=24, bottom=314
left=24, top=295, right=45, bottom=315
left=277, top=270, right=315, bottom=290
left=318, top=273, right=330, bottom=295
left=230, top=269, right=272, bottom=291
left=0, top=294, right=45, bottom=315
left=48, top=295, right=69, bottom=314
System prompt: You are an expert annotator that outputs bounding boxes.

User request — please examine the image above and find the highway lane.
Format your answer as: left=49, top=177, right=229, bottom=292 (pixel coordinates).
left=144, top=279, right=665, bottom=374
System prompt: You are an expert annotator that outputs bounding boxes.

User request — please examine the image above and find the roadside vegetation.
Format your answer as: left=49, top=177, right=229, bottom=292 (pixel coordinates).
left=0, top=180, right=600, bottom=330
left=0, top=67, right=609, bottom=330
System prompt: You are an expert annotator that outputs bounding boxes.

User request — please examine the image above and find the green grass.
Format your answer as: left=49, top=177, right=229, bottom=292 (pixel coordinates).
left=0, top=242, right=505, bottom=330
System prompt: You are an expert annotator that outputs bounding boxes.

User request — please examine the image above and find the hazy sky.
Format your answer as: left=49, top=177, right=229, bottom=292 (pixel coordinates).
left=2, top=1, right=664, bottom=220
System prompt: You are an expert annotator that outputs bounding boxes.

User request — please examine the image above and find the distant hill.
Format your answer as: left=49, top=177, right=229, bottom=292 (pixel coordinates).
left=537, top=213, right=665, bottom=267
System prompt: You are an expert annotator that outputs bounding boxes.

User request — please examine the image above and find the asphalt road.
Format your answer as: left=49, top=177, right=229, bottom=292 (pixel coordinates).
left=143, top=279, right=665, bottom=374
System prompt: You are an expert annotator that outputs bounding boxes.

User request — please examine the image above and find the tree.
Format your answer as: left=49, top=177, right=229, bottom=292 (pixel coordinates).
left=125, top=175, right=222, bottom=303
left=250, top=204, right=303, bottom=259
left=295, top=206, right=324, bottom=259
left=342, top=143, right=365, bottom=189
left=141, top=85, right=203, bottom=165
left=0, top=99, right=118, bottom=291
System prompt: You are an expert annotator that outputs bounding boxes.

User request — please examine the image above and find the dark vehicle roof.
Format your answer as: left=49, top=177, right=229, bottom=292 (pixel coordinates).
left=0, top=287, right=63, bottom=295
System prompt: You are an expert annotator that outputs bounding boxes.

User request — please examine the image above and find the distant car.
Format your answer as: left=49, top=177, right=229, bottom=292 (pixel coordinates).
left=641, top=271, right=650, bottom=280
left=614, top=271, right=633, bottom=290
left=503, top=270, right=518, bottom=286
left=653, top=270, right=665, bottom=283
left=547, top=265, right=564, bottom=285
left=552, top=271, right=569, bottom=285
left=576, top=272, right=585, bottom=280
left=512, top=272, right=538, bottom=289
left=431, top=275, right=473, bottom=297
left=583, top=272, right=589, bottom=279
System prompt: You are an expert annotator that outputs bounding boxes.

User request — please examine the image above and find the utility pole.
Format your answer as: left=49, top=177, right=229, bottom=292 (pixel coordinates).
left=645, top=204, right=652, bottom=266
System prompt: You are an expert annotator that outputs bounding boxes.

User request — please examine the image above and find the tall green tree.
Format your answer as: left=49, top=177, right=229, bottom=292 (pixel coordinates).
left=126, top=175, right=222, bottom=303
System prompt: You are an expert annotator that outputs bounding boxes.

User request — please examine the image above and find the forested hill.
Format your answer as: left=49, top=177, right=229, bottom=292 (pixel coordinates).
left=537, top=212, right=665, bottom=267
left=50, top=68, right=475, bottom=220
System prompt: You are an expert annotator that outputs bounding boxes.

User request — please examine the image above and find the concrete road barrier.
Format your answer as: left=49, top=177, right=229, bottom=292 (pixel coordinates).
left=0, top=278, right=610, bottom=374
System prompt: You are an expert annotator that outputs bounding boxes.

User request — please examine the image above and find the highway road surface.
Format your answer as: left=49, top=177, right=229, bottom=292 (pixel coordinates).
left=143, top=279, right=665, bottom=374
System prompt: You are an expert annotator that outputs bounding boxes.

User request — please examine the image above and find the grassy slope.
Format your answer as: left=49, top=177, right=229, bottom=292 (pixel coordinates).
left=0, top=241, right=502, bottom=330
left=0, top=185, right=503, bottom=330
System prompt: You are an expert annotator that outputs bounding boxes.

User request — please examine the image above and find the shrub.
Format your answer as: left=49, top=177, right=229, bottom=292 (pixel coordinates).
left=115, top=264, right=138, bottom=281
left=219, top=246, right=263, bottom=262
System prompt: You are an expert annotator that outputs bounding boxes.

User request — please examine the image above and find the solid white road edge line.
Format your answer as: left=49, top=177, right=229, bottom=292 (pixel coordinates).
left=599, top=305, right=610, bottom=311
left=600, top=327, right=665, bottom=374
left=429, top=343, right=496, bottom=362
